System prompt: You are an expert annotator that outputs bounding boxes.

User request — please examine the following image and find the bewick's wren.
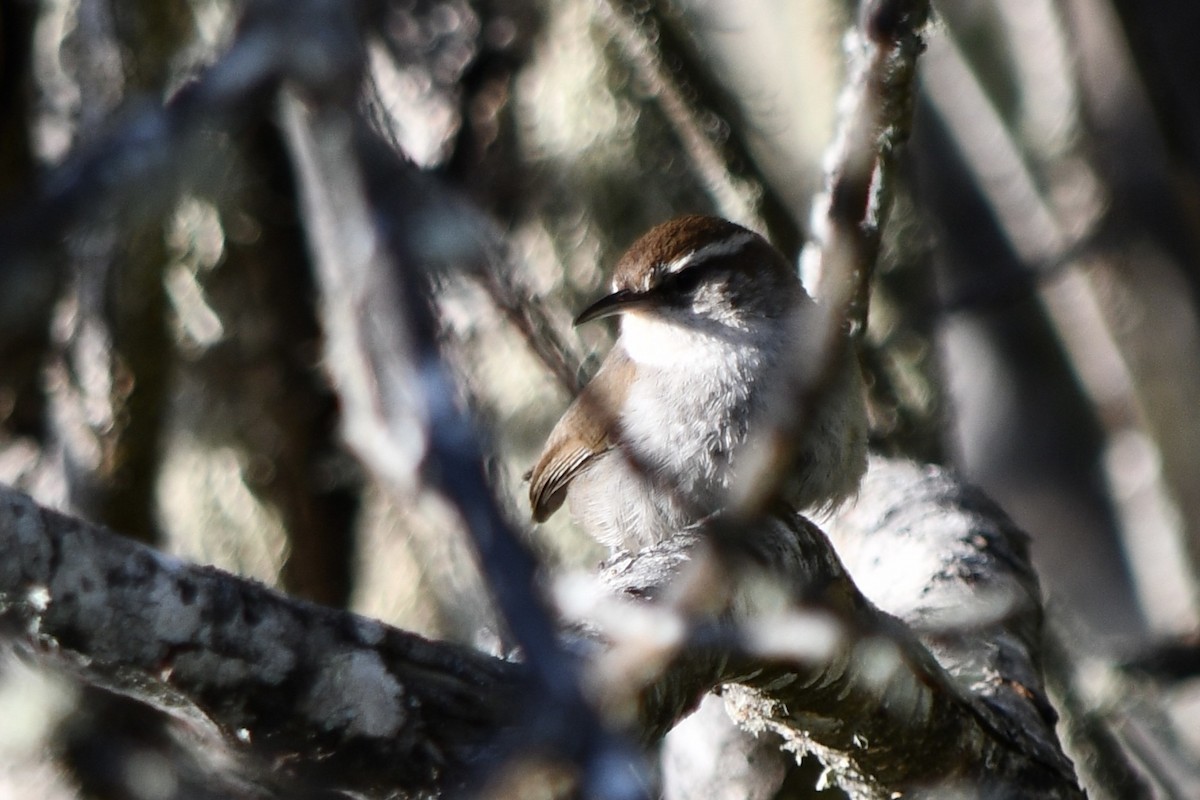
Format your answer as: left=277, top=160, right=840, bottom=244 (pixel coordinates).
left=529, top=215, right=867, bottom=552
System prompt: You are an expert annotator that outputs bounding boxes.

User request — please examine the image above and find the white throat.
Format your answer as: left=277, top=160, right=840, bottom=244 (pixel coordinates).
left=598, top=305, right=782, bottom=543
left=619, top=312, right=753, bottom=371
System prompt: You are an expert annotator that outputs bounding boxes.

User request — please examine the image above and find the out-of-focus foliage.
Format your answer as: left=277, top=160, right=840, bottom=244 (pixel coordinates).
left=2, top=0, right=1200, bottom=797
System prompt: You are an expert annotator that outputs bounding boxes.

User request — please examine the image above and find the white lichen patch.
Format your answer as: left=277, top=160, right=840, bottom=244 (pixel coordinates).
left=238, top=617, right=297, bottom=686
left=171, top=603, right=298, bottom=688
left=302, top=651, right=405, bottom=738
left=25, top=585, right=51, bottom=612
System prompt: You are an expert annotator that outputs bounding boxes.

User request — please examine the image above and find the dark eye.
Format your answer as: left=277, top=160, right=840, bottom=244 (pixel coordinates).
left=672, top=267, right=704, bottom=294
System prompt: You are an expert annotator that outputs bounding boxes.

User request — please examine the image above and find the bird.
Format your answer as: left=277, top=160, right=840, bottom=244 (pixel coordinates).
left=528, top=215, right=867, bottom=553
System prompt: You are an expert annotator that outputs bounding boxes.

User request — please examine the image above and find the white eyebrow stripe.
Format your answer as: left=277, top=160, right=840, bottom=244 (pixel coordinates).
left=661, top=231, right=757, bottom=275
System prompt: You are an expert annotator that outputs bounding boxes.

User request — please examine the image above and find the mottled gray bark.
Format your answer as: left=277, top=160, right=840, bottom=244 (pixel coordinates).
left=600, top=457, right=1079, bottom=798
left=0, top=486, right=522, bottom=797
left=0, top=455, right=1083, bottom=798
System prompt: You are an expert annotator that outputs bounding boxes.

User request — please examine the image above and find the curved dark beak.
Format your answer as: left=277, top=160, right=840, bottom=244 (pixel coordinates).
left=573, top=289, right=658, bottom=327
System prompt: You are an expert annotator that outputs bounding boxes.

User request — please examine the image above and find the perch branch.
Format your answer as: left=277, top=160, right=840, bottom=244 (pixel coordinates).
left=589, top=457, right=1081, bottom=798
left=0, top=456, right=1083, bottom=798
left=0, top=486, right=522, bottom=797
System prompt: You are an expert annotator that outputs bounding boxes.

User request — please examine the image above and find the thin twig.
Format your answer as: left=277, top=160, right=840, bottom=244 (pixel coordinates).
left=473, top=255, right=586, bottom=395
left=279, top=91, right=649, bottom=799
left=729, top=0, right=930, bottom=516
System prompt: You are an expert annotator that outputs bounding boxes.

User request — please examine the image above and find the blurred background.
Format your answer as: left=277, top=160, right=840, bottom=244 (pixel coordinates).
left=1, top=0, right=1199, bottom=796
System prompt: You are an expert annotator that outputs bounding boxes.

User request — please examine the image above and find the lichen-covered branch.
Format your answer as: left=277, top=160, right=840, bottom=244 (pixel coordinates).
left=595, top=457, right=1082, bottom=798
left=0, top=455, right=1083, bottom=798
left=0, top=486, right=522, bottom=797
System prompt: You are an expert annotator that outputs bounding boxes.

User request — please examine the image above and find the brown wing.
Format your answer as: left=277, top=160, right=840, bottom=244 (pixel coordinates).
left=529, top=348, right=633, bottom=522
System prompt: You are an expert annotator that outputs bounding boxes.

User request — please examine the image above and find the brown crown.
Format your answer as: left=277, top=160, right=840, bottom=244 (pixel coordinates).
left=611, top=215, right=794, bottom=293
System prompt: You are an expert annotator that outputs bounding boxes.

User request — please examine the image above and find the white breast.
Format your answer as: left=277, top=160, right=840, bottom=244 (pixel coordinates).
left=567, top=312, right=777, bottom=551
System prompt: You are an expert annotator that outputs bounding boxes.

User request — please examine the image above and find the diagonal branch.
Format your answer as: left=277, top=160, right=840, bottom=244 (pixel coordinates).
left=597, top=457, right=1081, bottom=798
left=0, top=456, right=1083, bottom=798
left=277, top=91, right=649, bottom=798
left=0, top=486, right=523, bottom=797
left=729, top=0, right=929, bottom=518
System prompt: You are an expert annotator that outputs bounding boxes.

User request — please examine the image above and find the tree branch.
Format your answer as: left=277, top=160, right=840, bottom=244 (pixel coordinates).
left=590, top=457, right=1082, bottom=798
left=0, top=485, right=522, bottom=797
left=0, top=455, right=1083, bottom=798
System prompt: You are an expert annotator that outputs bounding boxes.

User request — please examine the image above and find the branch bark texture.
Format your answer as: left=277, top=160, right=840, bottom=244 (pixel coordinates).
left=0, top=487, right=522, bottom=797
left=594, top=457, right=1080, bottom=798
left=0, top=456, right=1083, bottom=798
